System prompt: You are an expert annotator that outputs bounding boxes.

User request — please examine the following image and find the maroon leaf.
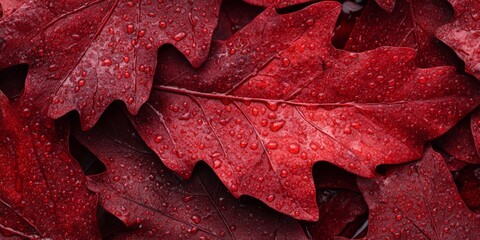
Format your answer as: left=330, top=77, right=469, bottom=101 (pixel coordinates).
left=0, top=92, right=99, bottom=239
left=73, top=107, right=307, bottom=239
left=305, top=190, right=367, bottom=239
left=454, top=165, right=480, bottom=213
left=436, top=116, right=480, bottom=164
left=132, top=2, right=479, bottom=221
left=436, top=0, right=480, bottom=80
left=0, top=0, right=25, bottom=18
left=0, top=0, right=221, bottom=129
left=356, top=147, right=480, bottom=239
left=346, top=0, right=459, bottom=68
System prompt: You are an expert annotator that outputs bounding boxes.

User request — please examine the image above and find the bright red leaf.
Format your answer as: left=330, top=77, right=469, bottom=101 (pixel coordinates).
left=0, top=92, right=99, bottom=239
left=131, top=1, right=479, bottom=221
left=346, top=0, right=459, bottom=68
left=436, top=0, right=480, bottom=80
left=0, top=0, right=221, bottom=129
left=73, top=107, right=307, bottom=239
left=356, top=147, right=480, bottom=239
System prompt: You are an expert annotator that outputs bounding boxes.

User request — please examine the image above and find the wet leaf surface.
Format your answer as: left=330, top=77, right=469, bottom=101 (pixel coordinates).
left=346, top=0, right=459, bottom=68
left=0, top=0, right=221, bottom=129
left=0, top=92, right=99, bottom=238
left=356, top=147, right=480, bottom=239
left=436, top=0, right=480, bottom=81
left=73, top=107, right=307, bottom=239
left=132, top=1, right=479, bottom=221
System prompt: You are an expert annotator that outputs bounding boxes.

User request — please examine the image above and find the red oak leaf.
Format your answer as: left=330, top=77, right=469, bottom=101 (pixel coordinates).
left=131, top=1, right=479, bottom=221
left=436, top=116, right=480, bottom=164
left=0, top=92, right=99, bottom=239
left=436, top=0, right=480, bottom=80
left=346, top=0, right=459, bottom=68
left=0, top=0, right=221, bottom=129
left=356, top=147, right=480, bottom=239
left=73, top=107, right=307, bottom=240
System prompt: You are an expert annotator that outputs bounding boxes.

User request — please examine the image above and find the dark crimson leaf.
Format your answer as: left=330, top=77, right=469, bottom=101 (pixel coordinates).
left=132, top=2, right=479, bottom=221
left=0, top=0, right=25, bottom=18
left=436, top=0, right=480, bottom=80
left=0, top=92, right=99, bottom=239
left=346, top=0, right=459, bottom=68
left=305, top=190, right=367, bottom=239
left=73, top=107, right=307, bottom=239
left=356, top=147, right=480, bottom=239
left=0, top=0, right=221, bottom=129
left=454, top=165, right=480, bottom=213
left=436, top=116, right=480, bottom=164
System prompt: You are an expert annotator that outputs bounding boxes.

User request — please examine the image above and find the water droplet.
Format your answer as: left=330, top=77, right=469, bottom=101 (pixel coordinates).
left=159, top=21, right=167, bottom=29
left=266, top=194, right=275, bottom=202
left=280, top=169, right=288, bottom=178
left=288, top=143, right=300, bottom=154
left=269, top=120, right=285, bottom=132
left=78, top=79, right=86, bottom=87
left=191, top=215, right=201, bottom=224
left=211, top=152, right=221, bottom=158
left=213, top=160, right=222, bottom=169
left=126, top=24, right=134, bottom=34
left=154, top=135, right=163, bottom=143
left=395, top=214, right=402, bottom=221
left=266, top=142, right=278, bottom=150
left=173, top=32, right=187, bottom=41
left=22, top=108, right=31, bottom=118
left=418, top=76, right=427, bottom=84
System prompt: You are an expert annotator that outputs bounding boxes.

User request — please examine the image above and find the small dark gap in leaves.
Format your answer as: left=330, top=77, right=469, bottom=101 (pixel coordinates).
left=213, top=0, right=264, bottom=40
left=275, top=1, right=320, bottom=14
left=339, top=212, right=368, bottom=238
left=97, top=204, right=130, bottom=239
left=69, top=129, right=106, bottom=175
left=332, top=0, right=366, bottom=49
left=0, top=64, right=28, bottom=100
left=374, top=165, right=387, bottom=176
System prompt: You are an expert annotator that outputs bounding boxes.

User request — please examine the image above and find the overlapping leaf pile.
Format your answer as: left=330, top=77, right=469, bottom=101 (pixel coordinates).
left=1, top=0, right=480, bottom=239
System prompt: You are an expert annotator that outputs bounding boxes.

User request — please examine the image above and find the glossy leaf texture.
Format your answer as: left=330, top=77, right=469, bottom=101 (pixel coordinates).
left=0, top=0, right=221, bottom=129
left=436, top=0, right=480, bottom=80
left=131, top=1, right=480, bottom=221
left=355, top=147, right=480, bottom=239
left=73, top=107, right=307, bottom=240
left=0, top=92, right=99, bottom=239
left=346, top=0, right=459, bottom=68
